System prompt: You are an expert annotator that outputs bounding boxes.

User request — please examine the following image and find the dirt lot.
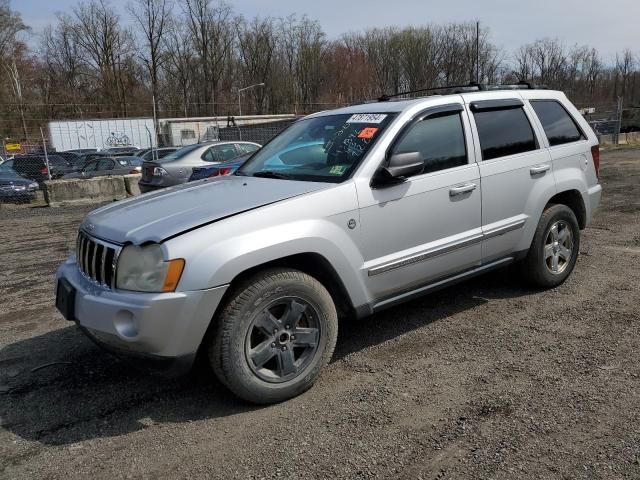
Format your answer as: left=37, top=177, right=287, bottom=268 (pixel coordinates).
left=1, top=149, right=639, bottom=480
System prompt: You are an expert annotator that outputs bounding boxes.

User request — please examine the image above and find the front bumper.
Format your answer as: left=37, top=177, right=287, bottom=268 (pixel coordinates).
left=56, top=258, right=228, bottom=372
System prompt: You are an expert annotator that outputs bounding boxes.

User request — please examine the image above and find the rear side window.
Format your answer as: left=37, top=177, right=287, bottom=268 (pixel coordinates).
left=473, top=108, right=537, bottom=160
left=531, top=101, right=585, bottom=146
left=97, top=159, right=114, bottom=170
left=393, top=112, right=468, bottom=175
left=236, top=143, right=259, bottom=154
left=203, top=144, right=239, bottom=162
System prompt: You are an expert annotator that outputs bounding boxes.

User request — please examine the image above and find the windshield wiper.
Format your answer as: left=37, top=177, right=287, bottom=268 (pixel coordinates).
left=252, top=171, right=294, bottom=180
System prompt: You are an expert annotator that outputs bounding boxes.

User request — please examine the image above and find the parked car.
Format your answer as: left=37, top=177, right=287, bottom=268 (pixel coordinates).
left=63, top=156, right=143, bottom=179
left=136, top=147, right=179, bottom=162
left=102, top=146, right=140, bottom=155
left=0, top=158, right=13, bottom=172
left=0, top=170, right=39, bottom=202
left=65, top=148, right=99, bottom=154
left=139, top=141, right=260, bottom=192
left=56, top=85, right=602, bottom=404
left=188, top=153, right=250, bottom=181
left=51, top=151, right=85, bottom=169
left=12, top=155, right=72, bottom=182
left=77, top=152, right=106, bottom=164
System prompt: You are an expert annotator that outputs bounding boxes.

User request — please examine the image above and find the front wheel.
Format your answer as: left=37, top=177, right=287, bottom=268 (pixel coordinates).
left=522, top=204, right=580, bottom=288
left=209, top=269, right=338, bottom=404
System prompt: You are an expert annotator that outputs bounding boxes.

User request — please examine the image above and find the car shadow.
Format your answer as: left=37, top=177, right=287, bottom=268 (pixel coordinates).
left=0, top=266, right=535, bottom=446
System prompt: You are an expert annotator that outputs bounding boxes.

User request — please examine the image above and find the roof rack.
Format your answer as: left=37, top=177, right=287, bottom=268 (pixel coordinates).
left=377, top=81, right=548, bottom=102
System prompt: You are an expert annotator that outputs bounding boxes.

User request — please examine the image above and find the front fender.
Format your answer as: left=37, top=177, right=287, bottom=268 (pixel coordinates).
left=163, top=182, right=371, bottom=309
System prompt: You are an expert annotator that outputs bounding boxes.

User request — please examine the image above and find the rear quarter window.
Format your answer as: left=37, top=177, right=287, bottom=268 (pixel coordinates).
left=473, top=107, right=538, bottom=161
left=531, top=100, right=585, bottom=146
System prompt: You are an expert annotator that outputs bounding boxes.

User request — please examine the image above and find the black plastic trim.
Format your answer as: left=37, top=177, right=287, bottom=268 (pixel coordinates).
left=470, top=98, right=524, bottom=112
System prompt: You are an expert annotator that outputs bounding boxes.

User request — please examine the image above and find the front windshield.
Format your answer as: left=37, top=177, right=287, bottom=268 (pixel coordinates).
left=237, top=113, right=397, bottom=182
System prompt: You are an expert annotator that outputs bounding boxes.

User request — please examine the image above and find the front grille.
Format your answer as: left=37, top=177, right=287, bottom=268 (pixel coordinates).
left=76, top=231, right=121, bottom=289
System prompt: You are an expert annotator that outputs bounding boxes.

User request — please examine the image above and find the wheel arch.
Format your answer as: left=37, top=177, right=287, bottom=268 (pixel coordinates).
left=214, top=252, right=357, bottom=323
left=545, top=189, right=587, bottom=229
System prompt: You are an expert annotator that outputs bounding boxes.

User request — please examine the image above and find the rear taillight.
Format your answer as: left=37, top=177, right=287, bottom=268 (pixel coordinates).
left=208, top=167, right=232, bottom=178
left=591, top=144, right=600, bottom=179
left=40, top=166, right=49, bottom=175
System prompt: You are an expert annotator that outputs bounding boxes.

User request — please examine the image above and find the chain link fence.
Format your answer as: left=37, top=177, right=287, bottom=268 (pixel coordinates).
left=0, top=114, right=297, bottom=206
left=2, top=99, right=638, bottom=207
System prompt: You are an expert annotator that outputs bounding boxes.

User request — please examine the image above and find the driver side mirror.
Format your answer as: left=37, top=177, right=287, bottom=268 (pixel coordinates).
left=373, top=151, right=423, bottom=187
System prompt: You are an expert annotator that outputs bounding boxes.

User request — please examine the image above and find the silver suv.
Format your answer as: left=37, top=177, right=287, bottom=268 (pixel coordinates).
left=56, top=86, right=602, bottom=404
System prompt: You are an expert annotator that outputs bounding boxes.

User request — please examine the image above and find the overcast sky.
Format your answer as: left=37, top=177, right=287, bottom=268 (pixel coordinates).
left=14, top=0, right=640, bottom=62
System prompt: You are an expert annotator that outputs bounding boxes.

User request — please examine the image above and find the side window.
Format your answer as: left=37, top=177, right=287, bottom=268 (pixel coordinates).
left=97, top=159, right=114, bottom=171
left=531, top=100, right=585, bottom=146
left=204, top=144, right=239, bottom=162
left=83, top=161, right=99, bottom=172
left=0, top=159, right=13, bottom=173
left=473, top=107, right=537, bottom=160
left=237, top=143, right=259, bottom=154
left=392, top=112, right=468, bottom=175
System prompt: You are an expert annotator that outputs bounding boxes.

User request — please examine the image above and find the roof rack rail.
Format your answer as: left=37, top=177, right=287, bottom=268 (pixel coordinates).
left=376, top=80, right=548, bottom=102
left=377, top=83, right=481, bottom=102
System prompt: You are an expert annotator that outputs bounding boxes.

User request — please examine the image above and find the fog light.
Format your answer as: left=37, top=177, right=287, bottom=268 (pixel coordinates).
left=114, top=310, right=138, bottom=339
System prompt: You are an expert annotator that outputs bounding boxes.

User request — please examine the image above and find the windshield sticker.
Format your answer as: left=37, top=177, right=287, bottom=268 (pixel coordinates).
left=357, top=127, right=379, bottom=139
left=346, top=113, right=388, bottom=124
left=329, top=165, right=348, bottom=175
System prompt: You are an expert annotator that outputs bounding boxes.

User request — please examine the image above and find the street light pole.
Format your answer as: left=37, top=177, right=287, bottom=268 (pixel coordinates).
left=237, top=82, right=265, bottom=118
left=236, top=83, right=265, bottom=141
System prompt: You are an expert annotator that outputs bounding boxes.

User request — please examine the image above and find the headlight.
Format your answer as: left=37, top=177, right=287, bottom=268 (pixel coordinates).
left=29, top=182, right=38, bottom=189
left=153, top=167, right=168, bottom=176
left=116, top=244, right=185, bottom=292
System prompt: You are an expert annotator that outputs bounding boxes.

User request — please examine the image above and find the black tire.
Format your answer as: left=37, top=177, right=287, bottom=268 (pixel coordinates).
left=209, top=268, right=338, bottom=404
left=522, top=204, right=580, bottom=288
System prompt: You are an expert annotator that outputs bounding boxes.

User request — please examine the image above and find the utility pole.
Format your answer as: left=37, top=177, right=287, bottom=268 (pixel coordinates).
left=615, top=96, right=624, bottom=145
left=476, top=21, right=480, bottom=84
left=152, top=95, right=158, bottom=161
left=40, top=127, right=52, bottom=181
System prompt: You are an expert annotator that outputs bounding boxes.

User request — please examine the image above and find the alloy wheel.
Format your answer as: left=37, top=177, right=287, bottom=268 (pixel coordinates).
left=245, top=297, right=321, bottom=383
left=544, top=220, right=574, bottom=275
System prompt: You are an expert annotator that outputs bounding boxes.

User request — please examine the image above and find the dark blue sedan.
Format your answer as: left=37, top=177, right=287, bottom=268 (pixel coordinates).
left=188, top=154, right=250, bottom=182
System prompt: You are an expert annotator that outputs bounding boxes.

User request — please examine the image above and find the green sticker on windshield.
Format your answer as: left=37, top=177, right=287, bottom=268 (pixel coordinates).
left=329, top=165, right=347, bottom=175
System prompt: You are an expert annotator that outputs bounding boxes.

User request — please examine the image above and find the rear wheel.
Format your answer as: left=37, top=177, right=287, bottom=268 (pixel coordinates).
left=209, top=269, right=338, bottom=404
left=522, top=204, right=580, bottom=288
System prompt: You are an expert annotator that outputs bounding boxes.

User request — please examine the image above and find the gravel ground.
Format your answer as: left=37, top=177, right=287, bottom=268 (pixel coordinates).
left=1, top=148, right=639, bottom=480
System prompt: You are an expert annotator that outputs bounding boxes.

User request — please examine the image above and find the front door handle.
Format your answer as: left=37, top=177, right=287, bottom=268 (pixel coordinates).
left=530, top=164, right=551, bottom=175
left=449, top=183, right=477, bottom=197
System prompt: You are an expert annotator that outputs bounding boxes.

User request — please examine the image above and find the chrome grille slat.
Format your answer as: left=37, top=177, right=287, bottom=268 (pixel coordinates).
left=91, top=242, right=98, bottom=280
left=75, top=231, right=121, bottom=290
left=83, top=235, right=90, bottom=275
left=100, top=246, right=107, bottom=285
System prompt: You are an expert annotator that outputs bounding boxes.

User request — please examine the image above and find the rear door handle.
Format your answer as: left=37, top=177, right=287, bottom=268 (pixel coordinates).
left=530, top=164, right=551, bottom=175
left=449, top=183, right=477, bottom=197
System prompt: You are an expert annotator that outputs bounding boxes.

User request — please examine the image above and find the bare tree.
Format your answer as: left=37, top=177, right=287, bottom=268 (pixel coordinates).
left=163, top=17, right=194, bottom=116
left=0, top=0, right=27, bottom=53
left=69, top=0, right=135, bottom=116
left=128, top=0, right=172, bottom=126
left=184, top=0, right=235, bottom=115
left=616, top=49, right=635, bottom=99
left=235, top=17, right=275, bottom=114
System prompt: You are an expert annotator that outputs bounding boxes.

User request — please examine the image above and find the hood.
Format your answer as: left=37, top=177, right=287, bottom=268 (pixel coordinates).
left=82, top=175, right=330, bottom=244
